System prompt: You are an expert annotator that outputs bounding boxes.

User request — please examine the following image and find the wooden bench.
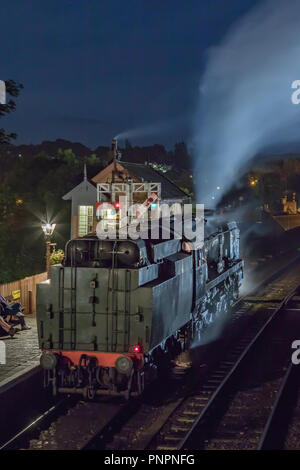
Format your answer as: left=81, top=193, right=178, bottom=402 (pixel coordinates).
left=6, top=289, right=21, bottom=304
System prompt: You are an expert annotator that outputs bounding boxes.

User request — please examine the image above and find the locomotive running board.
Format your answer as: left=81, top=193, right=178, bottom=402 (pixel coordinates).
left=205, top=260, right=244, bottom=292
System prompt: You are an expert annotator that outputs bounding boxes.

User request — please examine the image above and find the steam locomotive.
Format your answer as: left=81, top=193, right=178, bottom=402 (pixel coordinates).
left=37, top=218, right=243, bottom=399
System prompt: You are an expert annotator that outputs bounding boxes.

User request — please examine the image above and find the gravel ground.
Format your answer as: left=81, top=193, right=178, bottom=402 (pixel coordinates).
left=205, top=378, right=284, bottom=450
left=284, top=389, right=300, bottom=450
left=29, top=400, right=123, bottom=450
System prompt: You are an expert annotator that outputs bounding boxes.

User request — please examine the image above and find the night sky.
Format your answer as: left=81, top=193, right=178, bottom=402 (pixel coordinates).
left=1, top=0, right=262, bottom=149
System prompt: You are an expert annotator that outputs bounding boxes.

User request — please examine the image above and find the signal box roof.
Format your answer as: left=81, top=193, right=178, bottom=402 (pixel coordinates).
left=91, top=160, right=189, bottom=201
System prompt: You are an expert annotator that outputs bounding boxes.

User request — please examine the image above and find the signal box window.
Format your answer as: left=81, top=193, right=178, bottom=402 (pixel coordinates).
left=78, top=205, right=93, bottom=236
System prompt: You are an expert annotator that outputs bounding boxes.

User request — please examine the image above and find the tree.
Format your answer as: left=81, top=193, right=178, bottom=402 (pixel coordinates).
left=61, top=148, right=78, bottom=165
left=0, top=80, right=23, bottom=144
left=87, top=153, right=100, bottom=166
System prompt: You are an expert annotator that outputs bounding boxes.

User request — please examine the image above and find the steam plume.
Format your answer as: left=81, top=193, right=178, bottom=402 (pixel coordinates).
left=194, top=0, right=300, bottom=206
left=114, top=114, right=188, bottom=142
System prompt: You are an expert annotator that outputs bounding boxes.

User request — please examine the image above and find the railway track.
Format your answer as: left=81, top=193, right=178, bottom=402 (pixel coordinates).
left=0, top=393, right=141, bottom=450
left=2, top=257, right=300, bottom=450
left=0, top=397, right=73, bottom=450
left=148, top=286, right=300, bottom=450
left=283, top=364, right=300, bottom=450
left=258, top=362, right=300, bottom=450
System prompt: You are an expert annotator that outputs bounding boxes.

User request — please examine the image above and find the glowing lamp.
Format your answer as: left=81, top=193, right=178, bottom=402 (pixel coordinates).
left=114, top=202, right=120, bottom=209
left=42, top=223, right=56, bottom=237
left=133, top=345, right=141, bottom=353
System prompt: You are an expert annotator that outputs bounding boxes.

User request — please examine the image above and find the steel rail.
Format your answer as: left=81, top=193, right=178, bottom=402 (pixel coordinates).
left=0, top=398, right=72, bottom=450
left=258, top=362, right=300, bottom=450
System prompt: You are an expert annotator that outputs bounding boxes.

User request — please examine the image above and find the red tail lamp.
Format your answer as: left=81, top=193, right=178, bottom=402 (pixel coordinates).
left=133, top=344, right=142, bottom=353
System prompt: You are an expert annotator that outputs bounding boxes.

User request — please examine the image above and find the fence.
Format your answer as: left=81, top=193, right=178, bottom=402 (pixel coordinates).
left=0, top=272, right=47, bottom=315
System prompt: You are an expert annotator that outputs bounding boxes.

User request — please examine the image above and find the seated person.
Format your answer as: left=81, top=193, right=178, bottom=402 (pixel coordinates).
left=0, top=295, right=31, bottom=330
left=0, top=304, right=16, bottom=336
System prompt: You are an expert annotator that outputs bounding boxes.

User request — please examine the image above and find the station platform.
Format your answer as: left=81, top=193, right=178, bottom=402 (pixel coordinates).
left=0, top=316, right=40, bottom=385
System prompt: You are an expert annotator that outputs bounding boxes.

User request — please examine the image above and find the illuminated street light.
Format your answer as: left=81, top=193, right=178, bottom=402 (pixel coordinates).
left=42, top=223, right=56, bottom=237
left=41, top=223, right=56, bottom=279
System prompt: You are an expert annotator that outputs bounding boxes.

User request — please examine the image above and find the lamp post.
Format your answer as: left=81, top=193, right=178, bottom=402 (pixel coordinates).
left=42, top=223, right=56, bottom=279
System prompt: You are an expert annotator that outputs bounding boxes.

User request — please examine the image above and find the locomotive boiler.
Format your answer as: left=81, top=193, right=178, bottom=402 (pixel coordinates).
left=37, top=218, right=243, bottom=399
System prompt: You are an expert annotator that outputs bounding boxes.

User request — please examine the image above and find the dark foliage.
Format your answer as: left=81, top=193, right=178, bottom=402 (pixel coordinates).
left=0, top=80, right=23, bottom=144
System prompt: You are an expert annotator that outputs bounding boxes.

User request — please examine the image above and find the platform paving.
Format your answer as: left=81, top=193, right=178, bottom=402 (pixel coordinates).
left=0, top=316, right=40, bottom=384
